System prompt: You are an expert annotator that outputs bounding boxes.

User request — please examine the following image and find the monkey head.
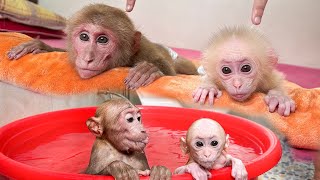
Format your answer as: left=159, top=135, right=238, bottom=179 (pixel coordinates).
left=86, top=98, right=148, bottom=153
left=66, top=4, right=141, bottom=79
left=203, top=26, right=278, bottom=101
left=180, top=118, right=229, bottom=169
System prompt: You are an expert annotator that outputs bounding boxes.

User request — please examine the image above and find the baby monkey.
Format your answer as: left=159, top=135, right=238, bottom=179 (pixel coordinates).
left=85, top=92, right=171, bottom=180
left=193, top=26, right=295, bottom=116
left=175, top=118, right=247, bottom=180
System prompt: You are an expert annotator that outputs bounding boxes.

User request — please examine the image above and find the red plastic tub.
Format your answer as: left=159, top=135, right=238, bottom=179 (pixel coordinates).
left=0, top=106, right=281, bottom=180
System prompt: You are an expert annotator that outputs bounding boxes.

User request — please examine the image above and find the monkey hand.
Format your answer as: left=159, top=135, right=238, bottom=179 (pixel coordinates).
left=174, top=162, right=212, bottom=180
left=137, top=169, right=150, bottom=176
left=125, top=61, right=164, bottom=89
left=105, top=161, right=140, bottom=180
left=264, top=89, right=296, bottom=116
left=229, top=156, right=248, bottom=180
left=193, top=86, right=222, bottom=105
left=7, top=39, right=57, bottom=60
left=150, top=165, right=172, bottom=180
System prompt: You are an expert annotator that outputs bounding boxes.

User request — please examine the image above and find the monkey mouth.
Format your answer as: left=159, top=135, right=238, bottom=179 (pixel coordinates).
left=76, top=67, right=101, bottom=79
left=231, top=93, right=249, bottom=101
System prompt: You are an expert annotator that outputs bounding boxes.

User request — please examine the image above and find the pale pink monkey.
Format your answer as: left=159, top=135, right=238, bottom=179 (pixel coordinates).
left=193, top=26, right=295, bottom=116
left=175, top=118, right=247, bottom=180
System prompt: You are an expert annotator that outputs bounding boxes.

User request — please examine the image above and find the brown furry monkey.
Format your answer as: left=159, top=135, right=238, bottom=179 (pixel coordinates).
left=7, top=4, right=198, bottom=89
left=85, top=92, right=171, bottom=180
left=193, top=26, right=295, bottom=116
left=174, top=118, right=247, bottom=180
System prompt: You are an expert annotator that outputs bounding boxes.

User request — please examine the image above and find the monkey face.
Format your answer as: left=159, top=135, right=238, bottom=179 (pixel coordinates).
left=189, top=134, right=225, bottom=169
left=116, top=107, right=149, bottom=152
left=184, top=119, right=229, bottom=170
left=215, top=39, right=259, bottom=101
left=72, top=24, right=118, bottom=79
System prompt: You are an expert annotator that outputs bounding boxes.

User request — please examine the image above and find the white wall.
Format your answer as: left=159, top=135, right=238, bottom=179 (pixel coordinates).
left=39, top=0, right=320, bottom=68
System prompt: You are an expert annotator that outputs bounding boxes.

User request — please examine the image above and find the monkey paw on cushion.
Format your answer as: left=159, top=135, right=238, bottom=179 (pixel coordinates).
left=174, top=118, right=248, bottom=180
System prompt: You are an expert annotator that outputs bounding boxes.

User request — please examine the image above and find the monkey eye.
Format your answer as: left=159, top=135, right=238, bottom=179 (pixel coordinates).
left=79, top=32, right=89, bottom=41
left=127, top=117, right=134, bottom=123
left=222, top=67, right=232, bottom=74
left=241, top=65, right=251, bottom=72
left=137, top=116, right=141, bottom=122
left=210, top=140, right=219, bottom=147
left=195, top=141, right=204, bottom=147
left=97, top=35, right=109, bottom=44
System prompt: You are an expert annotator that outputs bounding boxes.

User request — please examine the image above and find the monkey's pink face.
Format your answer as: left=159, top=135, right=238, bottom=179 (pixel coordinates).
left=216, top=39, right=258, bottom=101
left=189, top=133, right=225, bottom=170
left=118, top=107, right=149, bottom=152
left=72, top=24, right=118, bottom=79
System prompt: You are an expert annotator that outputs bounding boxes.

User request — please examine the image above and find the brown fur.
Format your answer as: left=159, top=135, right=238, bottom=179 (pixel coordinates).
left=85, top=95, right=171, bottom=179
left=66, top=4, right=197, bottom=76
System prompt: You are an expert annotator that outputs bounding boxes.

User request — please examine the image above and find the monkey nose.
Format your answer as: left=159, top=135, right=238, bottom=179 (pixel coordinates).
left=141, top=130, right=146, bottom=133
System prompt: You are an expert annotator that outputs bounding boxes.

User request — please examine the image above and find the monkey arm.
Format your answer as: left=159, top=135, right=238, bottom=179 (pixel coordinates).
left=174, top=162, right=211, bottom=180
left=225, top=155, right=248, bottom=180
left=7, top=39, right=65, bottom=60
left=150, top=165, right=172, bottom=180
left=98, top=160, right=140, bottom=180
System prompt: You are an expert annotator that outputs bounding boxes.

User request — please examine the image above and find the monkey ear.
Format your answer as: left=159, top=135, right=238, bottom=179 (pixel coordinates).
left=86, top=117, right=103, bottom=137
left=132, top=31, right=141, bottom=54
left=180, top=137, right=189, bottom=154
left=224, top=134, right=230, bottom=149
left=267, top=48, right=278, bottom=67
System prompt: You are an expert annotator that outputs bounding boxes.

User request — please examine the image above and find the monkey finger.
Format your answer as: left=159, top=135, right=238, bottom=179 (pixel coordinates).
left=267, top=97, right=278, bottom=113
left=208, top=89, right=215, bottom=105
left=283, top=100, right=292, bottom=116
left=126, top=72, right=147, bottom=89
left=126, top=62, right=152, bottom=87
left=192, top=88, right=202, bottom=99
left=277, top=98, right=286, bottom=116
left=193, top=88, right=206, bottom=103
left=264, top=95, right=270, bottom=104
left=199, top=89, right=209, bottom=105
left=142, top=72, right=162, bottom=87
left=138, top=170, right=150, bottom=176
left=32, top=49, right=47, bottom=54
left=7, top=45, right=27, bottom=60
left=140, top=66, right=159, bottom=86
left=216, top=90, right=222, bottom=98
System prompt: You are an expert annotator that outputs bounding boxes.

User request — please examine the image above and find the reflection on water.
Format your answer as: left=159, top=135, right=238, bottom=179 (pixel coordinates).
left=11, top=127, right=260, bottom=173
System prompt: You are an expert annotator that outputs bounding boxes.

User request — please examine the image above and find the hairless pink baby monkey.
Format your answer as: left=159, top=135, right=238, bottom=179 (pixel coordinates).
left=175, top=118, right=247, bottom=180
left=193, top=26, right=295, bottom=116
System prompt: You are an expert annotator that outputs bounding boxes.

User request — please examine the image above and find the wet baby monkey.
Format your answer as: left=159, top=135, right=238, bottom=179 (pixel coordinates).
left=175, top=118, right=247, bottom=180
left=85, top=93, right=171, bottom=180
left=193, top=26, right=295, bottom=116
